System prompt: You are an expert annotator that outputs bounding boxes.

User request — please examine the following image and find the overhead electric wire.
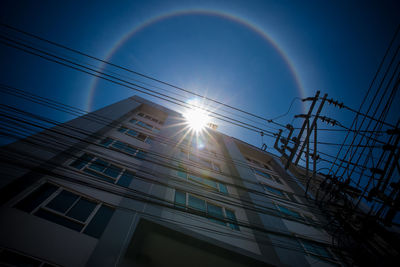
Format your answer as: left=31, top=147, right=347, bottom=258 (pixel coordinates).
left=0, top=34, right=282, bottom=139
left=0, top=103, right=332, bottom=217
left=327, top=24, right=400, bottom=175
left=0, top=23, right=288, bottom=128
left=0, top=31, right=283, bottom=133
left=0, top=116, right=333, bottom=230
left=1, top=29, right=383, bottom=161
left=0, top=34, right=360, bottom=154
left=0, top=83, right=376, bottom=197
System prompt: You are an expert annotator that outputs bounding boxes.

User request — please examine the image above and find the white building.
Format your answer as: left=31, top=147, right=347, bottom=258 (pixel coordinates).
left=0, top=96, right=343, bottom=266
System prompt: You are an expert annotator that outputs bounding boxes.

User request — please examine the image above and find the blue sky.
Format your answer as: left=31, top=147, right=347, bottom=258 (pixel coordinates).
left=1, top=0, right=399, bottom=161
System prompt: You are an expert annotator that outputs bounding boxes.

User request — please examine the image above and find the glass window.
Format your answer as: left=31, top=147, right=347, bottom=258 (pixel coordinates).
left=174, top=191, right=238, bottom=230
left=277, top=205, right=302, bottom=219
left=15, top=184, right=114, bottom=238
left=225, top=209, right=239, bottom=230
left=70, top=153, right=94, bottom=170
left=127, top=129, right=139, bottom=137
left=219, top=183, right=228, bottom=194
left=72, top=153, right=139, bottom=186
left=122, top=145, right=137, bottom=155
left=207, top=203, right=225, bottom=225
left=66, top=198, right=97, bottom=222
left=83, top=205, right=114, bottom=238
left=117, top=171, right=135, bottom=187
left=301, top=240, right=332, bottom=259
left=188, top=174, right=203, bottom=184
left=111, top=141, right=126, bottom=151
left=100, top=137, right=113, bottom=147
left=84, top=169, right=115, bottom=183
left=177, top=170, right=187, bottom=179
left=203, top=178, right=218, bottom=190
left=136, top=150, right=146, bottom=159
left=136, top=133, right=147, bottom=141
left=199, top=158, right=212, bottom=169
left=15, top=183, right=58, bottom=213
left=35, top=209, right=84, bottom=232
left=174, top=190, right=186, bottom=208
left=118, top=126, right=128, bottom=133
left=188, top=195, right=206, bottom=213
left=136, top=120, right=153, bottom=130
left=104, top=164, right=122, bottom=178
left=89, top=158, right=108, bottom=172
left=46, top=190, right=79, bottom=213
left=254, top=169, right=272, bottom=179
left=264, top=185, right=285, bottom=196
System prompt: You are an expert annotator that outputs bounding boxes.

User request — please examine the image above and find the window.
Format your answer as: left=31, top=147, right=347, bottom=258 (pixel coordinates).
left=174, top=190, right=239, bottom=230
left=245, top=157, right=262, bottom=167
left=137, top=112, right=164, bottom=125
left=129, top=118, right=160, bottom=133
left=299, top=239, right=334, bottom=260
left=15, top=183, right=114, bottom=238
left=254, top=169, right=272, bottom=179
left=276, top=205, right=302, bottom=220
left=70, top=153, right=136, bottom=187
left=262, top=184, right=301, bottom=204
left=0, top=247, right=58, bottom=267
left=176, top=165, right=228, bottom=194
left=117, top=127, right=152, bottom=144
left=252, top=168, right=282, bottom=184
left=188, top=152, right=221, bottom=172
left=99, top=138, right=147, bottom=159
left=274, top=203, right=319, bottom=226
left=263, top=184, right=285, bottom=197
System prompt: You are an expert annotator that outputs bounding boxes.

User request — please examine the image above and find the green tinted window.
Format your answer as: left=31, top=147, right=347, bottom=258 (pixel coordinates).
left=188, top=195, right=206, bottom=213
left=174, top=191, right=186, bottom=208
left=207, top=203, right=225, bottom=225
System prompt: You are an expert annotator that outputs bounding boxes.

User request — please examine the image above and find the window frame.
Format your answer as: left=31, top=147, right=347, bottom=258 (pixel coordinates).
left=99, top=137, right=147, bottom=159
left=14, top=183, right=114, bottom=238
left=273, top=202, right=319, bottom=226
left=174, top=190, right=239, bottom=230
left=33, top=187, right=102, bottom=231
left=137, top=112, right=164, bottom=125
left=117, top=126, right=153, bottom=144
left=70, top=153, right=137, bottom=186
left=130, top=117, right=161, bottom=132
left=298, top=239, right=336, bottom=262
left=182, top=149, right=221, bottom=172
left=252, top=167, right=282, bottom=184
left=175, top=164, right=228, bottom=195
left=262, top=183, right=300, bottom=203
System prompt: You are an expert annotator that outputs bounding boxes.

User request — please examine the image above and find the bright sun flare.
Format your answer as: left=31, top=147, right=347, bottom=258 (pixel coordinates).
left=184, top=108, right=210, bottom=132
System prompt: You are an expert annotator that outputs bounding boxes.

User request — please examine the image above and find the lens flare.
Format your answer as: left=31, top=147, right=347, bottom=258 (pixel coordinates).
left=184, top=107, right=210, bottom=132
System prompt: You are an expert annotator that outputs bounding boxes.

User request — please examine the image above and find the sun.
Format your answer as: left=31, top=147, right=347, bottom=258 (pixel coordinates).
left=184, top=107, right=210, bottom=132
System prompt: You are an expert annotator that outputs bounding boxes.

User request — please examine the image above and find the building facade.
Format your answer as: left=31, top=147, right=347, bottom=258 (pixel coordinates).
left=0, top=96, right=343, bottom=266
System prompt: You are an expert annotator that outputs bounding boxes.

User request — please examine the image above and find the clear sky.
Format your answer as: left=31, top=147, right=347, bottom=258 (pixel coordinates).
left=1, top=0, right=399, bottom=160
